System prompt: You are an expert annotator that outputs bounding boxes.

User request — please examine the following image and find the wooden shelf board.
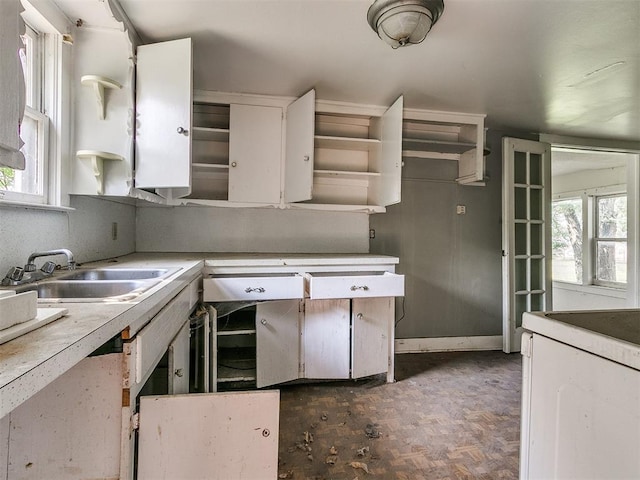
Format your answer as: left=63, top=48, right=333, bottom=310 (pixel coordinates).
left=402, top=138, right=476, bottom=154
left=192, top=162, right=229, bottom=171
left=217, top=329, right=256, bottom=336
left=314, top=169, right=381, bottom=178
left=315, top=135, right=380, bottom=151
left=193, top=126, right=230, bottom=141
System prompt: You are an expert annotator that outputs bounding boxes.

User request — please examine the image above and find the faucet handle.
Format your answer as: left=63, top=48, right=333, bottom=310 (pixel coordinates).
left=41, top=261, right=57, bottom=274
left=6, top=266, right=24, bottom=281
left=23, top=263, right=36, bottom=273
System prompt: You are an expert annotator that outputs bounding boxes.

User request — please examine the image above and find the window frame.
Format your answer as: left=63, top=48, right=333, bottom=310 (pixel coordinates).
left=593, top=193, right=628, bottom=288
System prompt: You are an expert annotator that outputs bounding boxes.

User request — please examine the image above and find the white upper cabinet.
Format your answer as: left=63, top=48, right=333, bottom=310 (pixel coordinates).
left=372, top=96, right=403, bottom=206
left=283, top=89, right=315, bottom=203
left=135, top=38, right=192, bottom=198
left=402, top=109, right=486, bottom=185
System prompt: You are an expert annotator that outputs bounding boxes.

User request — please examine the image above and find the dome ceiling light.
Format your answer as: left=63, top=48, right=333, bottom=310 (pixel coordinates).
left=367, top=0, right=444, bottom=49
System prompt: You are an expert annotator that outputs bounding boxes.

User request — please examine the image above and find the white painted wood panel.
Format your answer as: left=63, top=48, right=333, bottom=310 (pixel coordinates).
left=6, top=354, right=122, bottom=480
left=522, top=333, right=640, bottom=479
left=284, top=89, right=315, bottom=203
left=351, top=297, right=391, bottom=378
left=131, top=285, right=192, bottom=388
left=256, top=300, right=301, bottom=388
left=137, top=391, right=280, bottom=479
left=135, top=38, right=192, bottom=193
left=168, top=320, right=190, bottom=394
left=303, top=299, right=350, bottom=379
left=371, top=95, right=403, bottom=206
left=203, top=274, right=304, bottom=301
left=307, top=271, right=404, bottom=299
left=229, top=104, right=282, bottom=203
left=0, top=414, right=8, bottom=480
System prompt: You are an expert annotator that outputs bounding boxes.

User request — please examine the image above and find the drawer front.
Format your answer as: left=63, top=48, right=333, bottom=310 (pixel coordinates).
left=308, top=272, right=404, bottom=299
left=203, top=275, right=304, bottom=302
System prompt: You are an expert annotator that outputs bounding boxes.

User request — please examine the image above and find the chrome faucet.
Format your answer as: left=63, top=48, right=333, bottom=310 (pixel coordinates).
left=1, top=249, right=76, bottom=286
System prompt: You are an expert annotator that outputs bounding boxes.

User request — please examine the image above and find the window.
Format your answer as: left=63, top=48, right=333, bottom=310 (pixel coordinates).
left=0, top=24, right=49, bottom=204
left=552, top=193, right=627, bottom=288
left=594, top=194, right=627, bottom=286
left=552, top=198, right=583, bottom=284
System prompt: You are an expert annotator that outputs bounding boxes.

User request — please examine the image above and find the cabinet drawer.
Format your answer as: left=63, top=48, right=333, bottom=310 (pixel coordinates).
left=306, top=272, right=404, bottom=299
left=203, top=275, right=304, bottom=301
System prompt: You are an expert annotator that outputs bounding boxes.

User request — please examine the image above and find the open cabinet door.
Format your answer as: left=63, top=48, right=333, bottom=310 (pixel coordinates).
left=256, top=300, right=301, bottom=388
left=371, top=95, right=403, bottom=207
left=135, top=38, right=192, bottom=198
left=284, top=89, right=315, bottom=203
left=502, top=137, right=552, bottom=353
left=137, top=391, right=279, bottom=479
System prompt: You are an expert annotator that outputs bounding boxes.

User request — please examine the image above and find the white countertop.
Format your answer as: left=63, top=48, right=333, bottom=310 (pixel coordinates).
left=0, top=252, right=399, bottom=418
left=523, top=309, right=640, bottom=370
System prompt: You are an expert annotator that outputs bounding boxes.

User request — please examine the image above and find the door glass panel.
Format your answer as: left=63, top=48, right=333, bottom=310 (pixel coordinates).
left=515, top=187, right=527, bottom=220
left=530, top=153, right=542, bottom=186
left=530, top=293, right=544, bottom=312
left=514, top=150, right=527, bottom=184
left=530, top=258, right=542, bottom=290
left=530, top=188, right=542, bottom=221
left=530, top=223, right=542, bottom=255
left=515, top=223, right=527, bottom=256
left=515, top=294, right=527, bottom=328
left=515, top=259, right=528, bottom=292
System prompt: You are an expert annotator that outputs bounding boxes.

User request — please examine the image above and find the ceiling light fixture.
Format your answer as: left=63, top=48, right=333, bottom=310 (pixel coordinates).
left=367, top=0, right=444, bottom=49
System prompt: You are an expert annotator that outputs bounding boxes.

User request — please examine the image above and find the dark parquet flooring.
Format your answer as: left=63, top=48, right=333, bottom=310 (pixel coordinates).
left=278, top=351, right=521, bottom=479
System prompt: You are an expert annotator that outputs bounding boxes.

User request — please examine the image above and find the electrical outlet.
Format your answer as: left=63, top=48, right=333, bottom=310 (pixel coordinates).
left=369, top=229, right=376, bottom=239
left=112, top=222, right=118, bottom=240
left=456, top=205, right=466, bottom=215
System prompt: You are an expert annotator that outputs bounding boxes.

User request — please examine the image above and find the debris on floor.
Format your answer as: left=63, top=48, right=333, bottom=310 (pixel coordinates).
left=325, top=455, right=338, bottom=465
left=303, top=431, right=314, bottom=444
left=320, top=412, right=328, bottom=421
left=364, top=423, right=381, bottom=438
left=278, top=470, right=294, bottom=479
left=350, top=461, right=369, bottom=474
left=356, top=446, right=370, bottom=457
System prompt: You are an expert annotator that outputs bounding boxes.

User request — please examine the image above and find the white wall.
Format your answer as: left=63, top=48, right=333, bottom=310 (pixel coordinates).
left=0, top=196, right=135, bottom=274
left=553, top=283, right=627, bottom=311
left=136, top=206, right=369, bottom=253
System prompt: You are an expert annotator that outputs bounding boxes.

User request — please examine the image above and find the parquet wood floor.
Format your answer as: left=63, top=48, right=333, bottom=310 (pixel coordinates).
left=278, top=351, right=521, bottom=479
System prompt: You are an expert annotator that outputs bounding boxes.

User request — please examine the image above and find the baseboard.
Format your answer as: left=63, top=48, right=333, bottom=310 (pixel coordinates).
left=395, top=335, right=503, bottom=353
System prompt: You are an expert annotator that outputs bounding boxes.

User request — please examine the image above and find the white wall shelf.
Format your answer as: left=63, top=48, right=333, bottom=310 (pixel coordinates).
left=76, top=150, right=124, bottom=195
left=80, top=75, right=122, bottom=120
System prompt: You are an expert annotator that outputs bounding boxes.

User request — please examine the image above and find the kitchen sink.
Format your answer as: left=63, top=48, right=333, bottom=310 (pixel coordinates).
left=58, top=267, right=179, bottom=281
left=17, top=280, right=159, bottom=300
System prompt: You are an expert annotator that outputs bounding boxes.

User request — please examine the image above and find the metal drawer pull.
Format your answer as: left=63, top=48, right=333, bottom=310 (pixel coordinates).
left=245, top=287, right=266, bottom=293
left=350, top=285, right=369, bottom=291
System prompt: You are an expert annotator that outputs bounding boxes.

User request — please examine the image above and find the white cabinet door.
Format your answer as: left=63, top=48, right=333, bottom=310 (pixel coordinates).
left=284, top=89, right=315, bottom=203
left=371, top=95, right=403, bottom=207
left=137, top=391, right=279, bottom=480
left=135, top=38, right=192, bottom=197
left=168, top=320, right=190, bottom=394
left=351, top=297, right=392, bottom=379
left=303, top=299, right=350, bottom=379
left=229, top=104, right=282, bottom=203
left=256, top=300, right=301, bottom=388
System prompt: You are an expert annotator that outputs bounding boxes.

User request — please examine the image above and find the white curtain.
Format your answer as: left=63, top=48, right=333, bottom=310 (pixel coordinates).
left=0, top=0, right=26, bottom=170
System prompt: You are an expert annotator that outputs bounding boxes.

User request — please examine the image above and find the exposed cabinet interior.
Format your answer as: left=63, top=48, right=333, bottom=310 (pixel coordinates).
left=402, top=110, right=485, bottom=185
left=214, top=305, right=257, bottom=390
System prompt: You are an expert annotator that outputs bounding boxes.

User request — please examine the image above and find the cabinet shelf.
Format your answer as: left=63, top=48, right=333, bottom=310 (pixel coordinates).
left=80, top=75, right=122, bottom=120
left=402, top=138, right=476, bottom=155
left=315, top=135, right=380, bottom=151
left=192, top=163, right=229, bottom=172
left=193, top=126, right=229, bottom=142
left=314, top=169, right=381, bottom=179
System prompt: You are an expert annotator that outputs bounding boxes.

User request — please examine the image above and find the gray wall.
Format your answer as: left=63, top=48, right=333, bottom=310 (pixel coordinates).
left=0, top=196, right=135, bottom=274
left=136, top=206, right=369, bottom=253
left=371, top=129, right=513, bottom=339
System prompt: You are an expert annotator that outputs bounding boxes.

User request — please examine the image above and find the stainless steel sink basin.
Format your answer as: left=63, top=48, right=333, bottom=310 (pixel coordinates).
left=17, top=280, right=160, bottom=301
left=58, top=267, right=178, bottom=281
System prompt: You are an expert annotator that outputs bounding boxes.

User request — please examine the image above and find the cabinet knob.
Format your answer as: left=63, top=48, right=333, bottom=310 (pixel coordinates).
left=303, top=155, right=310, bottom=162
left=356, top=313, right=363, bottom=320
left=231, top=161, right=237, bottom=168
left=260, top=318, right=267, bottom=326
left=174, top=368, right=184, bottom=378
left=176, top=126, right=189, bottom=136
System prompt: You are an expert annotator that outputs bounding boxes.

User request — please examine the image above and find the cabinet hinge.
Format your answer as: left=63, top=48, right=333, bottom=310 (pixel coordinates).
left=131, top=412, right=140, bottom=431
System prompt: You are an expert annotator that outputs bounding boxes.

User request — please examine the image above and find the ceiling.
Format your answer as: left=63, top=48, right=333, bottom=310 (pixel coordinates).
left=54, top=0, right=639, bottom=144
